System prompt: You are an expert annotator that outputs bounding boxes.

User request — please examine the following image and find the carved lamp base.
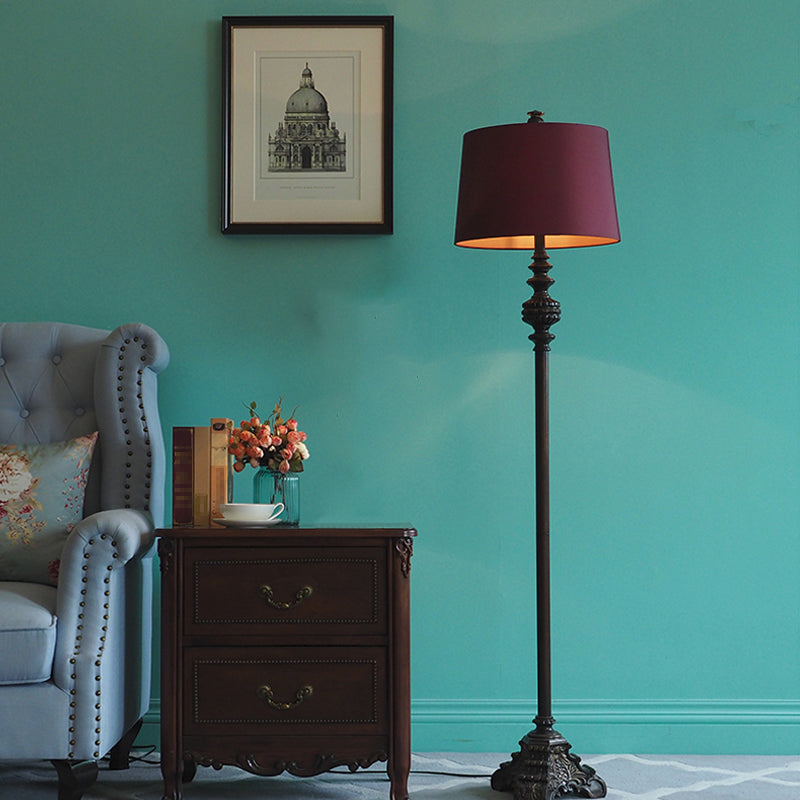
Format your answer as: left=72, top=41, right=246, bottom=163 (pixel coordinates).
left=491, top=720, right=607, bottom=800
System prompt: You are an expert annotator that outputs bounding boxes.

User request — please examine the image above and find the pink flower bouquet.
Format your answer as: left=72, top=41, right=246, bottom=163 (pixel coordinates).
left=228, top=400, right=309, bottom=475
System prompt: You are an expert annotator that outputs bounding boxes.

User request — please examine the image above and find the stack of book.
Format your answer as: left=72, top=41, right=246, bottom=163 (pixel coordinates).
left=172, top=418, right=233, bottom=527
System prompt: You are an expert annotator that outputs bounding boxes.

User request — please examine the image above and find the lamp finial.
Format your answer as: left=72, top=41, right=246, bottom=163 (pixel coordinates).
left=527, top=110, right=544, bottom=123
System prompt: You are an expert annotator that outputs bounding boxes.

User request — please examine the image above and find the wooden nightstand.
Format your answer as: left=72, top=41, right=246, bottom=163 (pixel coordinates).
left=157, top=526, right=415, bottom=800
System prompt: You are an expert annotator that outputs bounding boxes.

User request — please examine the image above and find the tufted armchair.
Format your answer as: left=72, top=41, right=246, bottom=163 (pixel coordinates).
left=0, top=322, right=169, bottom=799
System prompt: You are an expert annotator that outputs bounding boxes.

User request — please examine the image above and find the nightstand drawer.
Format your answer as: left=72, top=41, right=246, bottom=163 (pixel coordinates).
left=185, top=546, right=387, bottom=635
left=184, top=646, right=387, bottom=735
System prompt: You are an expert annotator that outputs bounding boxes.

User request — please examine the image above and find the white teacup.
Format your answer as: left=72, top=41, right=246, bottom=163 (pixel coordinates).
left=220, top=503, right=284, bottom=522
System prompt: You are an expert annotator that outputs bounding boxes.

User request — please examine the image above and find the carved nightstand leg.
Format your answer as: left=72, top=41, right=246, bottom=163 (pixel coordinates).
left=160, top=753, right=183, bottom=800
left=389, top=769, right=410, bottom=800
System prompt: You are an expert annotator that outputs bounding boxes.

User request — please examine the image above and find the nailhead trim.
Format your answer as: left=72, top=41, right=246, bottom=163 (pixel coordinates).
left=68, top=532, right=120, bottom=759
left=116, top=337, right=155, bottom=512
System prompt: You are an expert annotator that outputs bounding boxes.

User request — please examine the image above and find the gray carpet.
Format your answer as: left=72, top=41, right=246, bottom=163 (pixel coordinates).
left=1, top=752, right=798, bottom=799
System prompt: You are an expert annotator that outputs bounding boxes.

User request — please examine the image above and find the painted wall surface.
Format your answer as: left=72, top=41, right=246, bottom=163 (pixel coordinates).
left=1, top=0, right=798, bottom=754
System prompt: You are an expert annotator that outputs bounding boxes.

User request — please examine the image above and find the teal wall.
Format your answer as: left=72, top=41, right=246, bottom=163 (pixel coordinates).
left=1, top=0, right=798, bottom=754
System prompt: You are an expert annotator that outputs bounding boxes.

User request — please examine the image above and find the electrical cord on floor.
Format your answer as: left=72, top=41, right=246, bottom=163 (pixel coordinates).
left=129, top=745, right=160, bottom=764
left=322, top=772, right=494, bottom=780
left=103, top=745, right=160, bottom=767
left=329, top=772, right=494, bottom=778
left=413, top=770, right=494, bottom=778
left=326, top=761, right=495, bottom=779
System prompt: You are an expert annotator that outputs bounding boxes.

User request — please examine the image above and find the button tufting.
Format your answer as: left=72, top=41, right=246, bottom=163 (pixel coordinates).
left=75, top=407, right=85, bottom=416
left=20, top=409, right=30, bottom=419
left=52, top=354, right=62, bottom=364
left=0, top=357, right=5, bottom=366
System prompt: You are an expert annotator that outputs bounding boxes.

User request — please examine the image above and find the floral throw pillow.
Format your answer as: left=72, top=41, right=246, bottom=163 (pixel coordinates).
left=0, top=432, right=98, bottom=585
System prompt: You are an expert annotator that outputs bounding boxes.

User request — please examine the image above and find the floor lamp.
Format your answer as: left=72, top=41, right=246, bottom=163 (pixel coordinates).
left=454, top=111, right=620, bottom=800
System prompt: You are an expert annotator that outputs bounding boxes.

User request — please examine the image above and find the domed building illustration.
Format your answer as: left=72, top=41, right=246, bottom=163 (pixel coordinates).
left=268, top=63, right=346, bottom=172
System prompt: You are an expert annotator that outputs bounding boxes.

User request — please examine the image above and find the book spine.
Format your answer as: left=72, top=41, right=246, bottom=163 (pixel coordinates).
left=210, top=418, right=233, bottom=526
left=192, top=426, right=211, bottom=528
left=171, top=426, right=194, bottom=527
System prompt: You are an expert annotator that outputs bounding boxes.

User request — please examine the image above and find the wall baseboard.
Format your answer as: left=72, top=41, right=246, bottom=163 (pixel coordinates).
left=411, top=698, right=800, bottom=754
left=137, top=698, right=800, bottom=755
left=411, top=698, right=800, bottom=725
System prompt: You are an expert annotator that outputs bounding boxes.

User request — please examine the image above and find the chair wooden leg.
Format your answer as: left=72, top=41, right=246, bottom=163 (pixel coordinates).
left=50, top=760, right=99, bottom=800
left=108, top=717, right=144, bottom=770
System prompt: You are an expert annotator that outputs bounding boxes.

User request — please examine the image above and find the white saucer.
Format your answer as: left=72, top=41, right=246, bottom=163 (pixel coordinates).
left=213, top=518, right=282, bottom=528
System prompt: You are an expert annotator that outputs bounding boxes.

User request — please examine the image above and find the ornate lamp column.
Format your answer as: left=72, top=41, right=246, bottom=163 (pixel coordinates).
left=455, top=111, right=620, bottom=800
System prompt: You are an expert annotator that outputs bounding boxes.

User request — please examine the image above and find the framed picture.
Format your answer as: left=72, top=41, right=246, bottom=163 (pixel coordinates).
left=222, top=16, right=393, bottom=235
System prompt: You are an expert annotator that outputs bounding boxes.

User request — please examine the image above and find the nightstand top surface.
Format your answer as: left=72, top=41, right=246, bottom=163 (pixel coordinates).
left=156, top=525, right=416, bottom=541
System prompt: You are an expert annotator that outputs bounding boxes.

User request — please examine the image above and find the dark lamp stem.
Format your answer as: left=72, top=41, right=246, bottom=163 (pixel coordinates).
left=522, top=234, right=560, bottom=729
left=492, top=234, right=606, bottom=797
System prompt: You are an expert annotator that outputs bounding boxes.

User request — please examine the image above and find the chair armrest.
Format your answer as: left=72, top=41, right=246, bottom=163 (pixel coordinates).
left=96, top=323, right=170, bottom=527
left=52, top=508, right=155, bottom=708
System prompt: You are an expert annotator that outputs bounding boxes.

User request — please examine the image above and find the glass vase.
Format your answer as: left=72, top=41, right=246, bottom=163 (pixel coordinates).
left=252, top=467, right=300, bottom=526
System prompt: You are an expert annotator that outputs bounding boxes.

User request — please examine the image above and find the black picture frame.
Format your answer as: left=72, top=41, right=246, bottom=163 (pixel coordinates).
left=222, top=16, right=393, bottom=235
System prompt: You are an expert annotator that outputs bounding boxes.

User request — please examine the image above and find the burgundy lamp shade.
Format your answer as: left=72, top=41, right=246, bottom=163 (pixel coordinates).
left=454, top=121, right=620, bottom=249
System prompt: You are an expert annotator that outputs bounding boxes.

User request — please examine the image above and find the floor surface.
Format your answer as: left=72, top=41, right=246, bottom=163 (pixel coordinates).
left=1, top=752, right=798, bottom=799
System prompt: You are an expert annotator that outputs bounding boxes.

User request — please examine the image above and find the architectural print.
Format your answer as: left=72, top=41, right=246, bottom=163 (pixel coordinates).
left=268, top=63, right=346, bottom=172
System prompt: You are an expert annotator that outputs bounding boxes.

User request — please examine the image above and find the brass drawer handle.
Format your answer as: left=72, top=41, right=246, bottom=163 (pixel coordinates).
left=258, top=584, right=313, bottom=609
left=257, top=684, right=313, bottom=710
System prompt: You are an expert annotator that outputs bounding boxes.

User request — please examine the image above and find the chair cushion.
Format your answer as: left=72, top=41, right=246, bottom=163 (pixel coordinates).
left=0, top=582, right=58, bottom=684
left=0, top=432, right=98, bottom=585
